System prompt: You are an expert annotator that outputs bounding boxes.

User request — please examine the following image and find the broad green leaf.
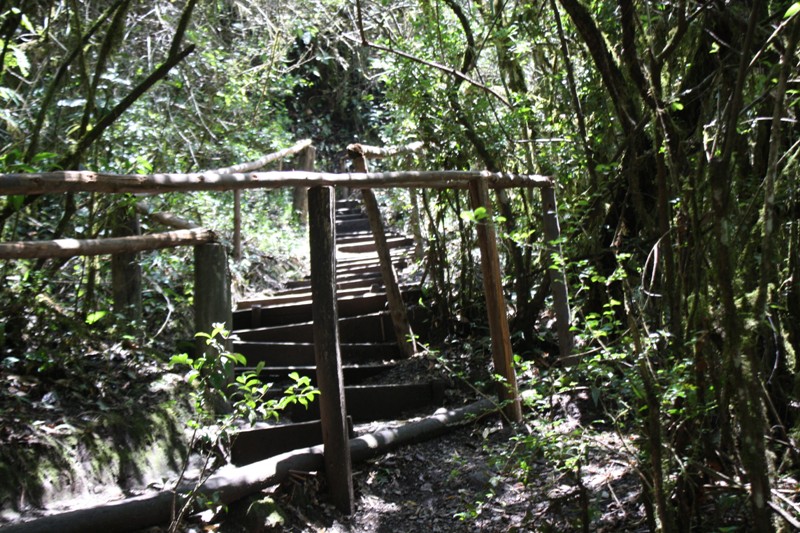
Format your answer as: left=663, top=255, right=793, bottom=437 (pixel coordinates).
left=85, top=310, right=108, bottom=325
left=784, top=2, right=800, bottom=18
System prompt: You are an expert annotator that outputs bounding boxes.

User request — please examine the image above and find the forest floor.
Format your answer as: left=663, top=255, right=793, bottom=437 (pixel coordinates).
left=2, top=346, right=762, bottom=533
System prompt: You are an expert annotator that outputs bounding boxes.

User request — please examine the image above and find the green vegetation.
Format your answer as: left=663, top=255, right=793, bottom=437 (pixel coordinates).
left=0, top=0, right=799, bottom=531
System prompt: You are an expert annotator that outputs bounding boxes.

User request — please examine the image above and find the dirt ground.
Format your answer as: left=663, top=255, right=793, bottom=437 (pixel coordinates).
left=167, top=389, right=650, bottom=533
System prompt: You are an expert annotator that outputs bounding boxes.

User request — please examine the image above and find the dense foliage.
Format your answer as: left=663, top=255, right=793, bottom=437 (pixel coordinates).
left=1, top=0, right=799, bottom=530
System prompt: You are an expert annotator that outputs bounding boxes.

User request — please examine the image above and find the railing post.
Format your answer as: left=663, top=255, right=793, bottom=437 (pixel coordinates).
left=111, top=206, right=142, bottom=324
left=308, top=185, right=354, bottom=515
left=468, top=178, right=522, bottom=424
left=194, top=242, right=232, bottom=355
left=349, top=150, right=417, bottom=357
left=541, top=184, right=574, bottom=361
left=293, top=145, right=315, bottom=226
left=233, top=190, right=242, bottom=262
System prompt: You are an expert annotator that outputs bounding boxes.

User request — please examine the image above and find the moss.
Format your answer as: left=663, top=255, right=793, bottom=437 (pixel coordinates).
left=0, top=396, right=194, bottom=513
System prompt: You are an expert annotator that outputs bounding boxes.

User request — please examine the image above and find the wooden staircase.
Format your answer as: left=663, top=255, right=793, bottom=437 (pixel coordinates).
left=228, top=197, right=441, bottom=466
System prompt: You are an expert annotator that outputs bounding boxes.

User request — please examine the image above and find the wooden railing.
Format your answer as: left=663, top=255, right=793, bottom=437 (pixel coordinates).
left=0, top=141, right=571, bottom=515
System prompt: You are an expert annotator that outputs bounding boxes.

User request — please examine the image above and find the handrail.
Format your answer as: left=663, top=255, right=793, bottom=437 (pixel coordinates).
left=207, top=139, right=312, bottom=174
left=0, top=228, right=215, bottom=260
left=0, top=170, right=552, bottom=195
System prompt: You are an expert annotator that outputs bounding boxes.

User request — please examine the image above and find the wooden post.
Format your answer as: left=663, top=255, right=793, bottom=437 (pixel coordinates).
left=194, top=242, right=232, bottom=355
left=293, top=146, right=315, bottom=226
left=308, top=185, right=354, bottom=515
left=233, top=190, right=242, bottom=261
left=408, top=188, right=425, bottom=261
left=111, top=207, right=142, bottom=323
left=350, top=151, right=417, bottom=357
left=468, top=178, right=522, bottom=423
left=541, top=185, right=574, bottom=360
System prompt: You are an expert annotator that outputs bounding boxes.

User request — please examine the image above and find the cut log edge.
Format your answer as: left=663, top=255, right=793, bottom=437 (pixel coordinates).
left=0, top=398, right=498, bottom=533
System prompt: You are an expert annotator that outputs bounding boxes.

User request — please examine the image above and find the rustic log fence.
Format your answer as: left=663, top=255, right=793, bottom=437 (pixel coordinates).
left=0, top=140, right=572, bottom=517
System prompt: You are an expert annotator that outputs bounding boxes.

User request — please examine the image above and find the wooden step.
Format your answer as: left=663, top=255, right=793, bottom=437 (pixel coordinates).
left=233, top=288, right=421, bottom=330
left=235, top=362, right=396, bottom=384
left=282, top=271, right=382, bottom=290
left=336, top=212, right=367, bottom=221
left=277, top=382, right=447, bottom=423
left=238, top=286, right=376, bottom=309
left=335, top=231, right=374, bottom=244
left=232, top=293, right=389, bottom=330
left=338, top=236, right=414, bottom=254
left=233, top=307, right=430, bottom=343
left=230, top=418, right=355, bottom=466
left=232, top=341, right=402, bottom=365
left=279, top=275, right=382, bottom=293
left=234, top=312, right=394, bottom=343
left=335, top=199, right=361, bottom=210
left=336, top=218, right=371, bottom=233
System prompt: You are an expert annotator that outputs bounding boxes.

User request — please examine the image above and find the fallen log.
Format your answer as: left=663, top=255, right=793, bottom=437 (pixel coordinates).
left=0, top=398, right=497, bottom=533
left=0, top=228, right=215, bottom=260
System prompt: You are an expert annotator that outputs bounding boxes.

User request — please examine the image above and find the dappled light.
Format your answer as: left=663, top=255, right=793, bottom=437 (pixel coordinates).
left=1, top=0, right=800, bottom=531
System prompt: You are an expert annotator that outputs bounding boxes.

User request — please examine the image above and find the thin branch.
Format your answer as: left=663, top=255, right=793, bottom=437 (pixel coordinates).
left=61, top=45, right=195, bottom=169
left=342, top=33, right=511, bottom=108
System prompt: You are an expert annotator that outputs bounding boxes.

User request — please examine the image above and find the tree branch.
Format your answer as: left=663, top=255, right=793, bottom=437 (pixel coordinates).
left=60, top=45, right=195, bottom=169
left=342, top=33, right=510, bottom=108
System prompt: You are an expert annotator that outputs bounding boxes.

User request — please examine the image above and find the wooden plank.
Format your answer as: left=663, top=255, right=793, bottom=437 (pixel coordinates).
left=541, top=185, right=574, bottom=361
left=283, top=271, right=382, bottom=290
left=468, top=178, right=522, bottom=423
left=232, top=289, right=422, bottom=329
left=237, top=285, right=375, bottom=309
left=235, top=362, right=395, bottom=384
left=0, top=170, right=552, bottom=195
left=232, top=341, right=402, bottom=366
left=278, top=382, right=447, bottom=422
left=234, top=307, right=431, bottom=344
left=232, top=293, right=387, bottom=329
left=307, top=185, right=354, bottom=514
left=235, top=312, right=391, bottom=343
left=230, top=417, right=354, bottom=466
left=0, top=228, right=215, bottom=260
left=337, top=236, right=414, bottom=253
left=351, top=151, right=417, bottom=358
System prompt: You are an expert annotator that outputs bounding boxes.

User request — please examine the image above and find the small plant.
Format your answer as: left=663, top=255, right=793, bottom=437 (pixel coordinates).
left=167, top=324, right=319, bottom=530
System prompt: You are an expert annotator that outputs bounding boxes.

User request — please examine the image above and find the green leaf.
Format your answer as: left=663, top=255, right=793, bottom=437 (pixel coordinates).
left=169, top=353, right=192, bottom=367
left=85, top=310, right=108, bottom=325
left=784, top=2, right=800, bottom=18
